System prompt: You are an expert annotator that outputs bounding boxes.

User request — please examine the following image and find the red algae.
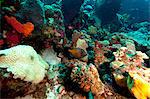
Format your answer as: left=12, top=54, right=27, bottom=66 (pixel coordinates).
left=5, top=30, right=22, bottom=46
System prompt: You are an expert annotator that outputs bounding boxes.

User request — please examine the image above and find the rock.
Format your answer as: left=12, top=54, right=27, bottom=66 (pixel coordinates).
left=70, top=61, right=104, bottom=95
left=146, top=50, right=150, bottom=57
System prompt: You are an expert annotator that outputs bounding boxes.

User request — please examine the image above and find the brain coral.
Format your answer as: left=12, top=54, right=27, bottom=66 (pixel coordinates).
left=0, top=45, right=49, bottom=84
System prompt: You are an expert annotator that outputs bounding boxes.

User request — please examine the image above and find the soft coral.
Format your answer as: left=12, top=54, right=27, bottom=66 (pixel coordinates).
left=4, top=15, right=34, bottom=37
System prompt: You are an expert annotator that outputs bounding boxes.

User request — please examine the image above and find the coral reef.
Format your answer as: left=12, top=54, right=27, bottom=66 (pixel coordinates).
left=44, top=2, right=65, bottom=38
left=111, top=47, right=150, bottom=98
left=88, top=25, right=97, bottom=34
left=1, top=0, right=150, bottom=99
left=124, top=31, right=150, bottom=47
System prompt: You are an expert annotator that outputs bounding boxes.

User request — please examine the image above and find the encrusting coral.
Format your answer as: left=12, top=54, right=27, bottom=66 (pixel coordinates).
left=94, top=40, right=110, bottom=67
left=43, top=3, right=65, bottom=39
left=0, top=45, right=49, bottom=84
left=70, top=61, right=104, bottom=95
left=67, top=59, right=126, bottom=99
left=45, top=63, right=87, bottom=99
left=88, top=25, right=97, bottom=34
left=111, top=47, right=150, bottom=99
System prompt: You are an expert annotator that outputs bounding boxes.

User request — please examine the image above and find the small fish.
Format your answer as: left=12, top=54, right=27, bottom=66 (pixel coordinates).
left=68, top=48, right=87, bottom=59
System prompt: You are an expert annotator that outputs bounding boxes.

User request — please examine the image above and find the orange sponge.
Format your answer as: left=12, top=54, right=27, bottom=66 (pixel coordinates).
left=4, top=15, right=34, bottom=37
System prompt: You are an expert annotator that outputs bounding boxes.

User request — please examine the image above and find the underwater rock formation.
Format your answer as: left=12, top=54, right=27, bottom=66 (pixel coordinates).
left=70, top=62, right=104, bottom=95
left=125, top=31, right=150, bottom=47
left=94, top=40, right=111, bottom=67
left=123, top=21, right=150, bottom=48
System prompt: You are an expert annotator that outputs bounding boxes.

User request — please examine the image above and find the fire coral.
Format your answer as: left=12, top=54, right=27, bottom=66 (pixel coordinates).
left=4, top=15, right=34, bottom=37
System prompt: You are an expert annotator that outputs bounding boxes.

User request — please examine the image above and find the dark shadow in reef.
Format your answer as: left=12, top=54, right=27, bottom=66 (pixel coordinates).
left=58, top=66, right=88, bottom=97
left=62, top=0, right=84, bottom=26
left=41, top=0, right=56, bottom=5
left=95, top=0, right=122, bottom=25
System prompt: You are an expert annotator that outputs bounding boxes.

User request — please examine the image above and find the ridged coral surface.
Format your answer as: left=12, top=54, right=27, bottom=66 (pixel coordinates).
left=0, top=45, right=49, bottom=83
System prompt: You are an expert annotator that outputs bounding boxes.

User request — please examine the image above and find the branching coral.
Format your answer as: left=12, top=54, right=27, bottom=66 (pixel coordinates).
left=4, top=16, right=34, bottom=37
left=0, top=45, right=49, bottom=84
